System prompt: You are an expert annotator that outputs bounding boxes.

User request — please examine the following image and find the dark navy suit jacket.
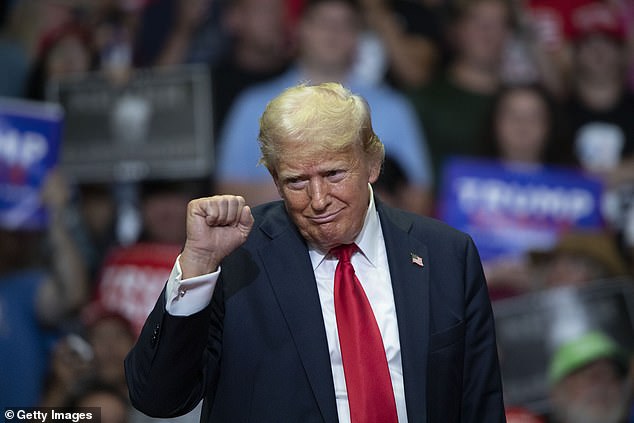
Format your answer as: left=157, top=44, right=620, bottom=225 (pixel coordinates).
left=125, top=199, right=505, bottom=422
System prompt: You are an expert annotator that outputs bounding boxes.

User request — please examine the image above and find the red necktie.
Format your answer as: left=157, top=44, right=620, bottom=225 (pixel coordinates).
left=331, top=243, right=398, bottom=423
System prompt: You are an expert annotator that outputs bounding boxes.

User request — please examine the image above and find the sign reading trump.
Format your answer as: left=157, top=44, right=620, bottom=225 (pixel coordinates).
left=438, top=157, right=604, bottom=262
left=93, top=242, right=182, bottom=336
left=0, top=98, right=63, bottom=230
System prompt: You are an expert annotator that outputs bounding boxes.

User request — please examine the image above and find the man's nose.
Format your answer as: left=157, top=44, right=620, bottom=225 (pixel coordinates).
left=309, top=178, right=330, bottom=210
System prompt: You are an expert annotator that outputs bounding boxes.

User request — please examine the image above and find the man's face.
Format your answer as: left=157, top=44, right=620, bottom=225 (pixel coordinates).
left=453, top=0, right=510, bottom=69
left=234, top=0, right=288, bottom=53
left=142, top=191, right=189, bottom=245
left=298, top=1, right=359, bottom=72
left=272, top=142, right=381, bottom=252
left=495, top=88, right=548, bottom=163
left=575, top=34, right=624, bottom=80
left=89, top=318, right=135, bottom=386
left=552, top=359, right=630, bottom=423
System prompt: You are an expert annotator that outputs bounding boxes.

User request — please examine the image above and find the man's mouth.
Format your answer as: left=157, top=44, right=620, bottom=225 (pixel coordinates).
left=309, top=209, right=342, bottom=224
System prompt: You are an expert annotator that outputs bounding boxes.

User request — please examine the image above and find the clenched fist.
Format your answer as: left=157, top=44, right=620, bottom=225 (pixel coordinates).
left=179, top=195, right=254, bottom=278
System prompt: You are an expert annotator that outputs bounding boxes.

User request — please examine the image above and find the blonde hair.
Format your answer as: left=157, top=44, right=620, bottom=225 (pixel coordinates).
left=258, top=82, right=385, bottom=172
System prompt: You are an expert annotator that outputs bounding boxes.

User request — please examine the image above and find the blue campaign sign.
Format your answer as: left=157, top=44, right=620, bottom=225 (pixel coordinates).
left=438, top=157, right=605, bottom=262
left=0, top=97, right=64, bottom=230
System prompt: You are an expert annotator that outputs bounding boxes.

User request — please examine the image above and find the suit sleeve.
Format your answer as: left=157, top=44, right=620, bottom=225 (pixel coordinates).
left=124, top=281, right=224, bottom=418
left=461, top=236, right=506, bottom=423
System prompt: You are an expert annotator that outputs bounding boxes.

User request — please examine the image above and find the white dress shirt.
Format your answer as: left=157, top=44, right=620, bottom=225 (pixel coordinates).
left=164, top=189, right=408, bottom=422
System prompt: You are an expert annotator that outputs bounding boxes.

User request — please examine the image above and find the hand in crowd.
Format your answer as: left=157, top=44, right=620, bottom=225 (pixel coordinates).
left=40, top=169, right=71, bottom=214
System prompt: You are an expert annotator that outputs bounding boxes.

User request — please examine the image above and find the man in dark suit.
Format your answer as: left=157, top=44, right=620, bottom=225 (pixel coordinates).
left=125, top=82, right=505, bottom=422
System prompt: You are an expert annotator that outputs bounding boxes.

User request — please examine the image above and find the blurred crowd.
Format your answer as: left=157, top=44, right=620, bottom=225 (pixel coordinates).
left=1, top=0, right=634, bottom=422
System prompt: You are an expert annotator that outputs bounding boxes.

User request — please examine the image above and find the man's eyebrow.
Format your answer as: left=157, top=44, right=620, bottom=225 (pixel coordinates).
left=279, top=172, right=305, bottom=182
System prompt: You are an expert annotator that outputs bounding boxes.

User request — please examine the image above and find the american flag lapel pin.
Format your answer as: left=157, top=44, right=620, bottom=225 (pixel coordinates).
left=410, top=252, right=424, bottom=267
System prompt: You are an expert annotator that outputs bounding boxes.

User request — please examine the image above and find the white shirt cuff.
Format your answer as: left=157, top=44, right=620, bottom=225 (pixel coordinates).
left=165, top=255, right=220, bottom=316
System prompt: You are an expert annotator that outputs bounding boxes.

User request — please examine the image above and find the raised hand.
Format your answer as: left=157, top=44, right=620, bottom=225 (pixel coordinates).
left=179, top=195, right=254, bottom=278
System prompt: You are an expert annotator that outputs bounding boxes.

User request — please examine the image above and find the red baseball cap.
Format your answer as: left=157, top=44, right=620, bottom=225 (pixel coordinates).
left=570, top=1, right=626, bottom=42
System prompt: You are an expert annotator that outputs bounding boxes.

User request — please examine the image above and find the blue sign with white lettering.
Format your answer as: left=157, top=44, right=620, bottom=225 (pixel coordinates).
left=0, top=98, right=64, bottom=230
left=438, top=157, right=604, bottom=262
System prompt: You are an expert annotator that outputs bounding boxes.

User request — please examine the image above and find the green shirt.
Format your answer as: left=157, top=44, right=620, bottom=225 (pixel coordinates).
left=408, top=74, right=495, bottom=185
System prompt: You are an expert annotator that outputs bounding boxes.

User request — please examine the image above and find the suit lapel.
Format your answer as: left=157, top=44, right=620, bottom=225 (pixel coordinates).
left=378, top=204, right=430, bottom=422
left=257, top=208, right=339, bottom=423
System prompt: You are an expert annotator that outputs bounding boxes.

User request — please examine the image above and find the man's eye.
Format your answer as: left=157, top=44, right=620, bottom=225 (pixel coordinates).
left=327, top=170, right=346, bottom=181
left=286, top=178, right=307, bottom=190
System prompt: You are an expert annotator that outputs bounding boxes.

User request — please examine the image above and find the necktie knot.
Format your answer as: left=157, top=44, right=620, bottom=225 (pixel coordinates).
left=330, top=243, right=357, bottom=263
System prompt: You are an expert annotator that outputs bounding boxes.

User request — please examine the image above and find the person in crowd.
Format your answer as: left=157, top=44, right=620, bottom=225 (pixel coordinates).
left=137, top=0, right=216, bottom=68
left=354, top=0, right=445, bottom=89
left=209, top=0, right=294, bottom=141
left=371, top=155, right=412, bottom=211
left=481, top=83, right=562, bottom=167
left=89, top=0, right=145, bottom=81
left=82, top=304, right=204, bottom=423
left=0, top=0, right=30, bottom=97
left=547, top=3, right=634, bottom=277
left=125, top=81, right=504, bottom=422
left=475, top=83, right=564, bottom=299
left=73, top=183, right=119, bottom=283
left=519, top=0, right=634, bottom=100
left=561, top=1, right=634, bottom=177
left=136, top=180, right=203, bottom=246
left=39, top=333, right=95, bottom=407
left=0, top=170, right=89, bottom=407
left=83, top=307, right=135, bottom=398
left=547, top=331, right=632, bottom=423
left=216, top=0, right=433, bottom=215
left=64, top=378, right=131, bottom=423
left=91, top=179, right=206, bottom=337
left=515, top=0, right=586, bottom=98
left=24, top=22, right=96, bottom=100
left=407, top=0, right=513, bottom=184
left=1, top=0, right=81, bottom=68
left=612, top=0, right=634, bottom=92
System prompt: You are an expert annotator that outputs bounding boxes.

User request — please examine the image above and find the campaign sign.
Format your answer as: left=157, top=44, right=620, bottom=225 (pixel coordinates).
left=47, top=64, right=212, bottom=183
left=94, top=242, right=181, bottom=336
left=493, top=278, right=634, bottom=414
left=0, top=97, right=64, bottom=230
left=438, top=157, right=604, bottom=262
